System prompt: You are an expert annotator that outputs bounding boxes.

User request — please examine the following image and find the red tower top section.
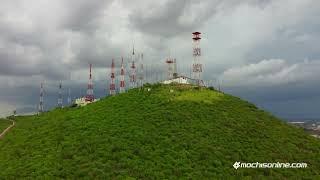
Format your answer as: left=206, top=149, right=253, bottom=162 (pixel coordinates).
left=192, top=32, right=201, bottom=41
left=166, top=58, right=174, bottom=64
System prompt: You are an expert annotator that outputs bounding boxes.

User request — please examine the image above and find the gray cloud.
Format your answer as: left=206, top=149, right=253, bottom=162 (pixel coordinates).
left=60, top=0, right=113, bottom=32
left=128, top=0, right=271, bottom=38
left=0, top=0, right=319, bottom=120
left=220, top=59, right=320, bottom=87
left=220, top=58, right=320, bottom=119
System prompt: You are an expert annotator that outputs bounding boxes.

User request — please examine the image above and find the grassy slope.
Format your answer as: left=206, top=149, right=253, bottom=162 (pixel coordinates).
left=0, top=84, right=319, bottom=178
left=0, top=119, right=11, bottom=132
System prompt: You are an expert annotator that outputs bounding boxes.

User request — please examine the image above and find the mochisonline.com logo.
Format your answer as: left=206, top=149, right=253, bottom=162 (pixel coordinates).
left=233, top=161, right=307, bottom=169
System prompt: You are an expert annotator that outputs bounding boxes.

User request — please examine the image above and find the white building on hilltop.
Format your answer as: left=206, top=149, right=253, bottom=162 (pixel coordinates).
left=74, top=97, right=99, bottom=107
left=162, top=75, right=205, bottom=86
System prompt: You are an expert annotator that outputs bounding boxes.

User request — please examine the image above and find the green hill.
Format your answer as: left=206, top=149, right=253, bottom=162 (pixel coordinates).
left=0, top=84, right=319, bottom=178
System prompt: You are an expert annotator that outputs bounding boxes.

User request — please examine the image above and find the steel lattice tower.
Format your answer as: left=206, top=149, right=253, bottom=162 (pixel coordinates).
left=165, top=57, right=175, bottom=80
left=67, top=71, right=71, bottom=105
left=109, top=59, right=116, bottom=95
left=192, top=32, right=202, bottom=85
left=173, top=59, right=178, bottom=78
left=67, top=88, right=71, bottom=104
left=119, top=57, right=126, bottom=93
left=130, top=47, right=136, bottom=88
left=39, top=82, right=44, bottom=113
left=85, top=64, right=94, bottom=102
left=138, top=53, right=144, bottom=87
left=130, top=61, right=136, bottom=88
left=58, top=81, right=63, bottom=108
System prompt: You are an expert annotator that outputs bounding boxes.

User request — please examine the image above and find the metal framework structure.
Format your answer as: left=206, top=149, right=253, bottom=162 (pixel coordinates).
left=173, top=59, right=177, bottom=78
left=138, top=53, right=144, bottom=87
left=119, top=57, right=126, bottom=93
left=130, top=47, right=136, bottom=88
left=109, top=59, right=116, bottom=95
left=192, top=32, right=202, bottom=85
left=58, top=81, right=63, bottom=108
left=165, top=57, right=177, bottom=80
left=67, top=88, right=71, bottom=104
left=39, top=82, right=44, bottom=113
left=85, top=64, right=94, bottom=102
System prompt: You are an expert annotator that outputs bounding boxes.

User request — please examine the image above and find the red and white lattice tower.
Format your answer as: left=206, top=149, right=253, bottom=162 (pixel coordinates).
left=166, top=57, right=175, bottom=80
left=192, top=32, right=202, bottom=85
left=39, top=82, right=44, bottom=113
left=130, top=47, right=136, bottom=88
left=58, top=81, right=63, bottom=108
left=138, top=53, right=144, bottom=87
left=85, top=64, right=94, bottom=102
left=109, top=59, right=116, bottom=95
left=119, top=57, right=126, bottom=93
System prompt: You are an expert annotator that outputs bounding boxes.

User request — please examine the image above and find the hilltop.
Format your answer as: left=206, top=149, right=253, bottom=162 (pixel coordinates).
left=0, top=84, right=320, bottom=178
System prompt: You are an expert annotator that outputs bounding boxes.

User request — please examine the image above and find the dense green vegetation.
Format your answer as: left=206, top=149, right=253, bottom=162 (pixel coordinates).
left=0, top=119, right=11, bottom=132
left=0, top=84, right=320, bottom=178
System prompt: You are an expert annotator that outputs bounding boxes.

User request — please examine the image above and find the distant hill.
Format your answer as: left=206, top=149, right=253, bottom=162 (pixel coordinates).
left=0, top=84, right=319, bottom=178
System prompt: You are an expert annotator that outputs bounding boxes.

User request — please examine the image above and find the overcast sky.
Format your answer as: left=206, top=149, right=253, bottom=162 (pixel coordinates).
left=0, top=0, right=319, bottom=120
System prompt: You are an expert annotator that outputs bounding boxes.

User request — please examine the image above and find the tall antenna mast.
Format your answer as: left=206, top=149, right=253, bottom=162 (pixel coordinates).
left=85, top=64, right=94, bottom=102
left=58, top=81, right=63, bottom=108
left=39, top=82, right=44, bottom=113
left=119, top=57, right=126, bottom=93
left=173, top=59, right=178, bottom=78
left=130, top=45, right=136, bottom=88
left=166, top=57, right=174, bottom=80
left=138, top=53, right=144, bottom=87
left=192, top=32, right=202, bottom=86
left=67, top=70, right=71, bottom=104
left=109, top=59, right=116, bottom=95
left=67, top=88, right=71, bottom=104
